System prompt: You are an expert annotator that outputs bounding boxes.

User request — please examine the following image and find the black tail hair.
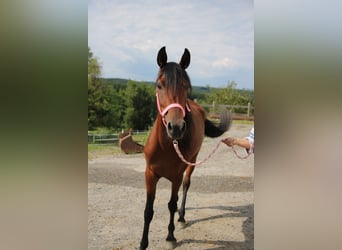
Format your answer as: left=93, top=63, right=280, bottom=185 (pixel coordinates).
left=205, top=109, right=232, bottom=138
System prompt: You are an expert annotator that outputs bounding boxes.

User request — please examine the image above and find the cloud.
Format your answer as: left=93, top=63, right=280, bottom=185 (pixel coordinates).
left=212, top=58, right=238, bottom=69
left=88, top=0, right=254, bottom=88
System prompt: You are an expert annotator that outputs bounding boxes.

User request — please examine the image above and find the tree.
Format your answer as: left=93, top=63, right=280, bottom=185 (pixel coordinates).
left=88, top=47, right=126, bottom=130
left=88, top=47, right=103, bottom=129
left=100, top=87, right=125, bottom=129
left=88, top=47, right=101, bottom=87
left=205, top=81, right=252, bottom=113
left=124, top=81, right=155, bottom=130
left=88, top=48, right=158, bottom=130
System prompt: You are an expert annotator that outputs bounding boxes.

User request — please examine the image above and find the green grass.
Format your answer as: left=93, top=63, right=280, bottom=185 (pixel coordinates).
left=88, top=132, right=149, bottom=160
left=88, top=144, right=121, bottom=160
left=88, top=127, right=119, bottom=134
left=131, top=132, right=149, bottom=145
left=232, top=120, right=254, bottom=125
left=88, top=144, right=118, bottom=151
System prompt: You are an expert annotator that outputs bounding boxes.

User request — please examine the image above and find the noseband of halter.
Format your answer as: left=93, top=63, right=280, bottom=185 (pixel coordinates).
left=156, top=93, right=191, bottom=127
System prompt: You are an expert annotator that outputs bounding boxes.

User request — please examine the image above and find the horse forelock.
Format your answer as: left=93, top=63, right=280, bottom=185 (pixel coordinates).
left=158, top=62, right=192, bottom=96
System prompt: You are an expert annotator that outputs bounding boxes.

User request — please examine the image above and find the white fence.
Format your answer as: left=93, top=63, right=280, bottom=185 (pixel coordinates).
left=201, top=102, right=254, bottom=120
left=88, top=130, right=149, bottom=144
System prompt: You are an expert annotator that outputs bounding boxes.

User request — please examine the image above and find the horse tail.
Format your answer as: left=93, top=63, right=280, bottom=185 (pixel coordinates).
left=204, top=109, right=232, bottom=138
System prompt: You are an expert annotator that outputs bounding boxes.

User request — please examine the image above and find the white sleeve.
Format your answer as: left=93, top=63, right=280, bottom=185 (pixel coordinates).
left=245, top=127, right=254, bottom=145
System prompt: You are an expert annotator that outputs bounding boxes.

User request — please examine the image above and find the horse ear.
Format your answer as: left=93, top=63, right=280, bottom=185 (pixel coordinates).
left=179, top=48, right=190, bottom=69
left=157, top=46, right=167, bottom=67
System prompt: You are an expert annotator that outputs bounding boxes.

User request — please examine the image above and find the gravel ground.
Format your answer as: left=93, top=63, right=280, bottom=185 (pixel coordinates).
left=88, top=123, right=254, bottom=250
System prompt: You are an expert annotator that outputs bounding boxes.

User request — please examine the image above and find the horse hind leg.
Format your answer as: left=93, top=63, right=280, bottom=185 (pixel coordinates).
left=178, top=165, right=195, bottom=225
left=140, top=168, right=159, bottom=250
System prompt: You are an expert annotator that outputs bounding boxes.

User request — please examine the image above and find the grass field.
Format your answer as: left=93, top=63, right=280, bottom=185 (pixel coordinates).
left=88, top=144, right=121, bottom=160
left=88, top=133, right=149, bottom=160
left=232, top=120, right=254, bottom=125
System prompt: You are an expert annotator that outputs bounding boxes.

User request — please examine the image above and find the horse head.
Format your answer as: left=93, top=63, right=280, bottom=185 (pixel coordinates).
left=155, top=46, right=192, bottom=140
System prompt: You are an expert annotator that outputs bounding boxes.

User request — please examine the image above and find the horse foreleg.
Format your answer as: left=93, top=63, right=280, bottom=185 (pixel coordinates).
left=140, top=168, right=159, bottom=250
left=178, top=165, right=195, bottom=223
left=166, top=178, right=182, bottom=246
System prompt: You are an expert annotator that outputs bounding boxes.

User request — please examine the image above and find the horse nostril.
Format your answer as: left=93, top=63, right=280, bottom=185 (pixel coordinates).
left=167, top=122, right=173, bottom=131
left=181, top=121, right=187, bottom=132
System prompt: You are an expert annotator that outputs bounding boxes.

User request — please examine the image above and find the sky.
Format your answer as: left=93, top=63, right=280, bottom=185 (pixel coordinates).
left=88, top=0, right=254, bottom=89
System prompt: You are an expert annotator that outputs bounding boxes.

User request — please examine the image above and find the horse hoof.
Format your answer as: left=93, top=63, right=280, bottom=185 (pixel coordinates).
left=178, top=221, right=187, bottom=229
left=165, top=240, right=177, bottom=249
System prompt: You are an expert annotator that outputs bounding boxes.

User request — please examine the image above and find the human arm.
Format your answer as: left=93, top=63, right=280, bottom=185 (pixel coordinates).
left=222, top=137, right=252, bottom=150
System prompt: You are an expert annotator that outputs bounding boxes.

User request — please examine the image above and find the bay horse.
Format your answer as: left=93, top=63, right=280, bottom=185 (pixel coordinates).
left=140, top=47, right=231, bottom=249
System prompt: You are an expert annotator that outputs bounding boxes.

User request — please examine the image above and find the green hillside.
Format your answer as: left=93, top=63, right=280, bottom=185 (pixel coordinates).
left=101, top=78, right=219, bottom=101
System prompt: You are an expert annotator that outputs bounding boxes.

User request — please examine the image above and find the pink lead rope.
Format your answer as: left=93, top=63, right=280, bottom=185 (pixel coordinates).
left=230, top=144, right=254, bottom=160
left=173, top=138, right=253, bottom=166
left=172, top=140, right=223, bottom=166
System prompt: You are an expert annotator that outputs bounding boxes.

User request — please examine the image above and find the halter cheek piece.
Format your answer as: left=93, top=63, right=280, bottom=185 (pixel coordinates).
left=156, top=93, right=191, bottom=127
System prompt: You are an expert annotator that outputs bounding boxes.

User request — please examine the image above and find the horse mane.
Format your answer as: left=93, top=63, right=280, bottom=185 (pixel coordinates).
left=157, top=62, right=192, bottom=96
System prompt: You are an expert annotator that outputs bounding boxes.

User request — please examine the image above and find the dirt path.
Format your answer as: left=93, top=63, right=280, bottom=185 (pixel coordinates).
left=88, top=124, right=254, bottom=250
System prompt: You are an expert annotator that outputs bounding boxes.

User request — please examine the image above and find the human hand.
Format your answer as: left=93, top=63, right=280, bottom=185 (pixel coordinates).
left=222, top=137, right=235, bottom=147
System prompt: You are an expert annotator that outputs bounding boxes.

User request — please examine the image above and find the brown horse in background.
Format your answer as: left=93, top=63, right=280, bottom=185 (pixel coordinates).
left=119, top=129, right=144, bottom=154
left=140, top=47, right=231, bottom=249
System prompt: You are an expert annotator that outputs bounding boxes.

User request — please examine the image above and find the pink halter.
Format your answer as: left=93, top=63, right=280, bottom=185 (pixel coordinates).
left=156, top=93, right=191, bottom=127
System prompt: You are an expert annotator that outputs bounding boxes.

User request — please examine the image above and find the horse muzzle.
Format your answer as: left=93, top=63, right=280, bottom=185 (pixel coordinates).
left=156, top=93, right=190, bottom=139
left=166, top=119, right=187, bottom=140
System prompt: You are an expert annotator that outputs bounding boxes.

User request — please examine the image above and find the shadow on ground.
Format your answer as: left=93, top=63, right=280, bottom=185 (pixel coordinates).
left=178, top=204, right=254, bottom=249
left=88, top=166, right=253, bottom=193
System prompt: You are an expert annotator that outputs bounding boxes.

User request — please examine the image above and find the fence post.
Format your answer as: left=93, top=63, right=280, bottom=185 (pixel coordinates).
left=247, top=102, right=251, bottom=117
